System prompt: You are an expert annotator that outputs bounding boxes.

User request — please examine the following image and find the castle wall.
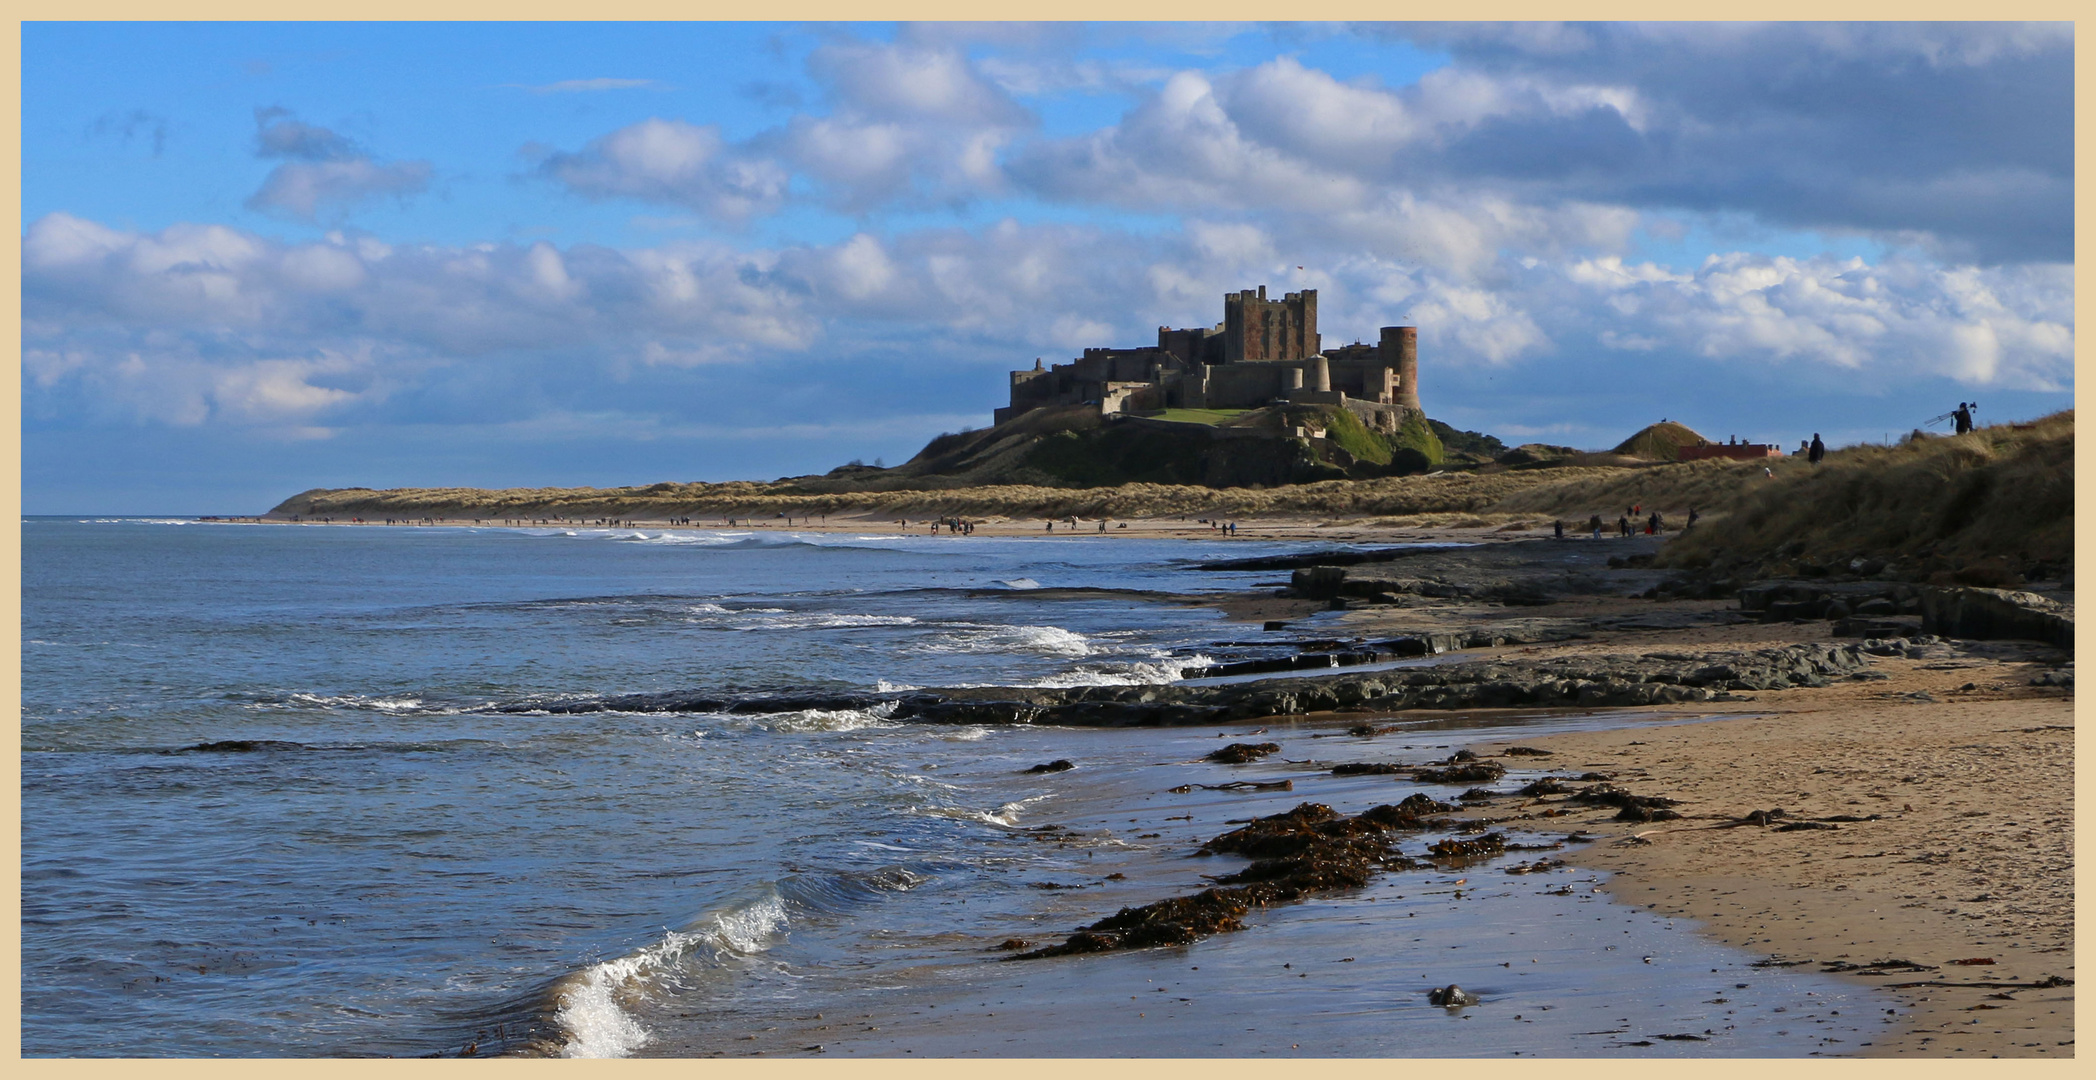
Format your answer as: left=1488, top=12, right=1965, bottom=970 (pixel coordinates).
left=1203, top=361, right=1296, bottom=408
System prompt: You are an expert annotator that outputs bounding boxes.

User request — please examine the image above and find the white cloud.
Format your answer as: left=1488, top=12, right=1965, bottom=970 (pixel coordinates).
left=810, top=39, right=1030, bottom=127
left=21, top=209, right=2073, bottom=446
left=1557, top=252, right=2073, bottom=389
left=535, top=118, right=789, bottom=223
left=243, top=108, right=431, bottom=221
left=248, top=158, right=433, bottom=221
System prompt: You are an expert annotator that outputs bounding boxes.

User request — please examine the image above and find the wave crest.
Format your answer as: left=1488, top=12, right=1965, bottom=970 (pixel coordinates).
left=552, top=894, right=790, bottom=1059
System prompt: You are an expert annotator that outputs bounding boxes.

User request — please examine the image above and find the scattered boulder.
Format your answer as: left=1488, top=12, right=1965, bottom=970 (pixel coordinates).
left=1428, top=984, right=1480, bottom=1007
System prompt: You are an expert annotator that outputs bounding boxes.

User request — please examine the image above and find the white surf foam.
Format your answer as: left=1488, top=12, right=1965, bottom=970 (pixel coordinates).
left=759, top=701, right=900, bottom=733
left=916, top=624, right=1092, bottom=658
left=553, top=894, right=789, bottom=1059
left=281, top=692, right=441, bottom=713
left=735, top=612, right=917, bottom=631
left=915, top=792, right=1054, bottom=828
left=1025, top=653, right=1217, bottom=688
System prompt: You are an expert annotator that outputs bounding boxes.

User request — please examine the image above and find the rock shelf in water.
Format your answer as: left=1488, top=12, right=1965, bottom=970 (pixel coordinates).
left=506, top=640, right=1879, bottom=727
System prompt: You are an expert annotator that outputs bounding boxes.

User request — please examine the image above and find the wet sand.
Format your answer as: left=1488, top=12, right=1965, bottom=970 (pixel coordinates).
left=1502, top=663, right=2075, bottom=1057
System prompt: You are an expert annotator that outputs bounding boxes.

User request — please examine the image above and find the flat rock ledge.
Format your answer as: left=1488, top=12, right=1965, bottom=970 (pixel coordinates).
left=509, top=641, right=1879, bottom=727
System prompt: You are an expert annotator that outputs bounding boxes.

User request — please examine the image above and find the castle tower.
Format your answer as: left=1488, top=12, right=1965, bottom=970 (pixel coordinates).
left=1223, top=287, right=1318, bottom=364
left=1379, top=326, right=1421, bottom=411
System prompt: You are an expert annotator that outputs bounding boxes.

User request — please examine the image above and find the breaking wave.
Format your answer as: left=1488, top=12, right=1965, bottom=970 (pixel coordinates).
left=914, top=624, right=1092, bottom=658
left=1024, top=653, right=1217, bottom=688
left=551, top=893, right=790, bottom=1059
left=757, top=702, right=901, bottom=733
left=737, top=612, right=918, bottom=631
left=915, top=792, right=1055, bottom=828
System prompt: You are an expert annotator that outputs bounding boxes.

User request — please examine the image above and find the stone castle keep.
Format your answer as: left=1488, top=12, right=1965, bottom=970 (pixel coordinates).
left=996, top=287, right=1423, bottom=433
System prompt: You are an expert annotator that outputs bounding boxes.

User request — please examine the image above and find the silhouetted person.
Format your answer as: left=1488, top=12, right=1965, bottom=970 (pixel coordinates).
left=1686, top=507, right=1700, bottom=531
left=1618, top=516, right=1632, bottom=538
left=1554, top=520, right=1565, bottom=540
left=1588, top=514, right=1604, bottom=539
left=1954, top=402, right=1973, bottom=435
left=1808, top=433, right=1825, bottom=464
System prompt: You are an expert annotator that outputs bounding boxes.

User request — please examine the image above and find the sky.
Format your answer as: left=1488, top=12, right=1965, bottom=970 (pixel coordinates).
left=20, top=21, right=2076, bottom=514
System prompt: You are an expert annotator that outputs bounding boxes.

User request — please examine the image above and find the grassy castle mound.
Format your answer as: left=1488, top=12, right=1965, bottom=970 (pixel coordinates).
left=1612, top=421, right=1711, bottom=461
left=798, top=402, right=1449, bottom=492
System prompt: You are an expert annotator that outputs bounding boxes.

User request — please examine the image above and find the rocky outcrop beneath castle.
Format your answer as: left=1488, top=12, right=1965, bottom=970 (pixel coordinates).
left=507, top=641, right=1877, bottom=728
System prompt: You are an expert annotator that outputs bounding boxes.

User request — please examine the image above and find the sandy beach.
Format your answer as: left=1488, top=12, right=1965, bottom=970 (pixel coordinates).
left=1506, top=679, right=2075, bottom=1057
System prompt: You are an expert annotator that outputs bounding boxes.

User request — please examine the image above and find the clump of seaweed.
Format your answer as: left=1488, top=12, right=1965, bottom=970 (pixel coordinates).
left=1012, top=798, right=1456, bottom=960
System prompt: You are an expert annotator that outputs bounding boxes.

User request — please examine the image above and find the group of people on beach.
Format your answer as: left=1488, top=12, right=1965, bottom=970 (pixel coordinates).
left=1556, top=502, right=1684, bottom=540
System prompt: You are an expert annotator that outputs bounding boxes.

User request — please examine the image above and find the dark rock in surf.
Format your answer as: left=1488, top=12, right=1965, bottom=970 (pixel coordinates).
left=1428, top=984, right=1479, bottom=1007
left=171, top=739, right=306, bottom=753
left=1207, top=741, right=1281, bottom=764
left=1330, top=762, right=1408, bottom=775
left=1413, top=761, right=1507, bottom=784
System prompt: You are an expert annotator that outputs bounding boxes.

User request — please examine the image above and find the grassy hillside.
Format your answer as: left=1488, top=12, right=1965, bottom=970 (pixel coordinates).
left=1658, top=411, right=2073, bottom=580
left=1612, top=420, right=1711, bottom=460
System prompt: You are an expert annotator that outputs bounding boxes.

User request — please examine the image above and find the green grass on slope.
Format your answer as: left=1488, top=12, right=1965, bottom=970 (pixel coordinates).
left=1145, top=408, right=1250, bottom=426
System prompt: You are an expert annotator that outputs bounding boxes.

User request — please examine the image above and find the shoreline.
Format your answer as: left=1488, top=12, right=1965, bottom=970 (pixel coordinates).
left=241, top=510, right=1574, bottom=547
left=186, top=514, right=2078, bottom=1056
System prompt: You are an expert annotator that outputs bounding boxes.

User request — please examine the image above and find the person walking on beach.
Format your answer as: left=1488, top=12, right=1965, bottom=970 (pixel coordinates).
left=1686, top=506, right=1699, bottom=531
left=1618, top=515, right=1632, bottom=538
left=1588, top=514, right=1603, bottom=539
left=1646, top=511, right=1661, bottom=535
left=1553, top=519, right=1564, bottom=540
left=1808, top=433, right=1825, bottom=465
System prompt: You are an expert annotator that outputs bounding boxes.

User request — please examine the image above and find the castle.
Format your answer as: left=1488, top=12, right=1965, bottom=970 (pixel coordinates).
left=996, top=287, right=1422, bottom=433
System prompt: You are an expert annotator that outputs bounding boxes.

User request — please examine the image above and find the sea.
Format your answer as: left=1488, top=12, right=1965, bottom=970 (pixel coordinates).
left=20, top=517, right=1901, bottom=1057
